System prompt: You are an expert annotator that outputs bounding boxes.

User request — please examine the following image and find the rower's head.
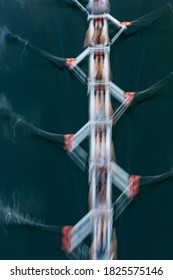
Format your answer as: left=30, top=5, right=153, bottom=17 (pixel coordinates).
left=87, top=0, right=110, bottom=14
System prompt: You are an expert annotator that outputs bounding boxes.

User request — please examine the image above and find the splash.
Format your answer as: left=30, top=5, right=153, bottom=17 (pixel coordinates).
left=0, top=94, right=63, bottom=143
left=0, top=198, right=65, bottom=238
left=0, top=26, right=66, bottom=69
left=0, top=26, right=10, bottom=52
left=0, top=199, right=43, bottom=227
left=11, top=0, right=67, bottom=8
left=0, top=94, right=21, bottom=140
left=0, top=95, right=87, bottom=170
left=0, top=26, right=11, bottom=68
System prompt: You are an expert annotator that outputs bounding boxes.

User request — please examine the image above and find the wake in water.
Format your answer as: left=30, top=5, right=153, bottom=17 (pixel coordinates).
left=0, top=199, right=43, bottom=227
left=13, top=0, right=88, bottom=8
left=0, top=198, right=90, bottom=259
left=0, top=94, right=88, bottom=170
left=0, top=0, right=67, bottom=8
left=0, top=26, right=9, bottom=56
left=0, top=26, right=11, bottom=69
left=0, top=26, right=66, bottom=69
left=0, top=94, right=22, bottom=140
left=0, top=94, right=65, bottom=145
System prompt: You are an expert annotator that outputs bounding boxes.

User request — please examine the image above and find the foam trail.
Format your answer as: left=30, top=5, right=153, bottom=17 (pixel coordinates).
left=12, top=0, right=66, bottom=8
left=0, top=198, right=93, bottom=260
left=0, top=94, right=65, bottom=145
left=1, top=27, right=66, bottom=69
left=0, top=199, right=42, bottom=227
left=0, top=94, right=40, bottom=141
left=0, top=199, right=69, bottom=240
left=0, top=95, right=87, bottom=171
left=9, top=0, right=87, bottom=10
left=0, top=26, right=11, bottom=67
left=0, top=26, right=9, bottom=53
left=0, top=94, right=22, bottom=140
